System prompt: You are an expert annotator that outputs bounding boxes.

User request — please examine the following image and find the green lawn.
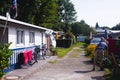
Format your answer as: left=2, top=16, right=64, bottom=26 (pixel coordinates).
left=56, top=42, right=84, bottom=58
left=48, top=42, right=84, bottom=64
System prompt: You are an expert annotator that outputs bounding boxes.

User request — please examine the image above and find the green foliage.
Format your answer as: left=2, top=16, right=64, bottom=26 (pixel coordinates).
left=48, top=60, right=57, bottom=64
left=17, top=0, right=37, bottom=23
left=104, top=68, right=120, bottom=80
left=57, top=48, right=70, bottom=58
left=0, top=0, right=77, bottom=32
left=111, top=23, right=120, bottom=30
left=16, top=0, right=59, bottom=29
left=36, top=0, right=59, bottom=29
left=71, top=20, right=93, bottom=36
left=0, top=0, right=11, bottom=16
left=65, top=31, right=74, bottom=39
left=0, top=42, right=12, bottom=78
left=56, top=42, right=84, bottom=58
left=57, top=0, right=76, bottom=32
left=57, top=0, right=76, bottom=23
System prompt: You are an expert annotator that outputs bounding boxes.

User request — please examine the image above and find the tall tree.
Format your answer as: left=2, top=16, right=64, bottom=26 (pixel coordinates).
left=71, top=20, right=93, bottom=36
left=13, top=0, right=59, bottom=29
left=57, top=0, right=76, bottom=32
left=0, top=0, right=76, bottom=31
left=34, top=0, right=58, bottom=29
left=95, top=22, right=100, bottom=29
left=17, top=0, right=36, bottom=23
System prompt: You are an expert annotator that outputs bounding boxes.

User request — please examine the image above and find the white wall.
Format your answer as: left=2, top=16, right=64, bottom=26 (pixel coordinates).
left=8, top=26, right=16, bottom=49
left=8, top=26, right=45, bottom=49
left=42, top=33, right=46, bottom=44
left=35, top=30, right=42, bottom=46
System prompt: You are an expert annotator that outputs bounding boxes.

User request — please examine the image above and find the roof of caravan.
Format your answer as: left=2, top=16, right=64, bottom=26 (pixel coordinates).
left=0, top=15, right=52, bottom=31
left=96, top=29, right=120, bottom=34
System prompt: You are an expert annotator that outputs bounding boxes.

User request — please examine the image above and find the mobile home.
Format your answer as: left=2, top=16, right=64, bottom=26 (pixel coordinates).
left=0, top=16, right=55, bottom=72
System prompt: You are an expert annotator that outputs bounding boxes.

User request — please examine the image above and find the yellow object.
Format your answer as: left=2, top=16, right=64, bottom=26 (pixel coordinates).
left=55, top=32, right=58, bottom=39
left=86, top=44, right=97, bottom=58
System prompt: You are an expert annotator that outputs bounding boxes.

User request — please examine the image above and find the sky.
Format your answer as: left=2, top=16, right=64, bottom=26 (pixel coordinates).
left=71, top=0, right=120, bottom=28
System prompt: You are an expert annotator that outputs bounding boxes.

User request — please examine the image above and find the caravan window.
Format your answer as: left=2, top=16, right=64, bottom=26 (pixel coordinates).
left=29, top=31, right=35, bottom=43
left=16, top=29, right=25, bottom=44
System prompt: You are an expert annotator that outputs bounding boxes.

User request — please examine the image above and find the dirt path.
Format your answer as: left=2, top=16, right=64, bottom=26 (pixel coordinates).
left=25, top=46, right=105, bottom=80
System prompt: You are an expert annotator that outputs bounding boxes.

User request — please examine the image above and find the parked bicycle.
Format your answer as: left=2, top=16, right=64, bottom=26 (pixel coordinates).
left=33, top=46, right=40, bottom=62
left=40, top=43, right=47, bottom=60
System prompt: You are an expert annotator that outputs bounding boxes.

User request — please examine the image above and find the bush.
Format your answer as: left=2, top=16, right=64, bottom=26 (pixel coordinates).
left=85, top=44, right=97, bottom=58
left=50, top=46, right=57, bottom=55
left=65, top=32, right=74, bottom=39
left=0, top=42, right=12, bottom=78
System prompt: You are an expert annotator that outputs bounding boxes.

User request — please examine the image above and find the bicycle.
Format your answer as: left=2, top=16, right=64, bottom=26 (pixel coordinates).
left=33, top=47, right=40, bottom=62
left=40, top=44, right=47, bottom=60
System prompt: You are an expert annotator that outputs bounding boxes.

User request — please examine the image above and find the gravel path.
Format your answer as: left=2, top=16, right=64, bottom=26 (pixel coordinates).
left=25, top=46, right=105, bottom=80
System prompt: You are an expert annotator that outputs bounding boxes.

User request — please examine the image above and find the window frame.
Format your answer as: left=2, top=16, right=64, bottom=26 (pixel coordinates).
left=16, top=28, right=25, bottom=46
left=29, top=31, right=35, bottom=44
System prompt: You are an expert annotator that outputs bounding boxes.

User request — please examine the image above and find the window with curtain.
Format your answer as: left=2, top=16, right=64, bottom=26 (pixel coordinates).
left=16, top=29, right=25, bottom=44
left=29, top=31, right=35, bottom=43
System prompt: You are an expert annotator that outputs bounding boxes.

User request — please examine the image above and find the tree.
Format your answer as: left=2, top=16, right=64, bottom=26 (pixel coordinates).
left=95, top=22, right=100, bottom=29
left=0, top=0, right=12, bottom=16
left=34, top=0, right=59, bottom=29
left=57, top=0, right=76, bottom=32
left=0, top=0, right=76, bottom=31
left=71, top=20, right=94, bottom=36
left=17, top=0, right=37, bottom=23
left=71, top=22, right=81, bottom=35
left=111, top=23, right=120, bottom=30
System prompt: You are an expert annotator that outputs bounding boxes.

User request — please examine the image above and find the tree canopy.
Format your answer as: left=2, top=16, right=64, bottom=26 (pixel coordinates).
left=57, top=0, right=76, bottom=32
left=111, top=23, right=120, bottom=30
left=71, top=20, right=94, bottom=36
left=1, top=0, right=120, bottom=34
left=0, top=0, right=76, bottom=32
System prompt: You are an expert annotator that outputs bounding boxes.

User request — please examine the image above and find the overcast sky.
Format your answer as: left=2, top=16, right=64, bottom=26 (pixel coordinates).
left=71, top=0, right=120, bottom=28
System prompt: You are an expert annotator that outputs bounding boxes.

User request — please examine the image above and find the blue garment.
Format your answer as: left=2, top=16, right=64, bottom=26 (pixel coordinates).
left=96, top=42, right=107, bottom=50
